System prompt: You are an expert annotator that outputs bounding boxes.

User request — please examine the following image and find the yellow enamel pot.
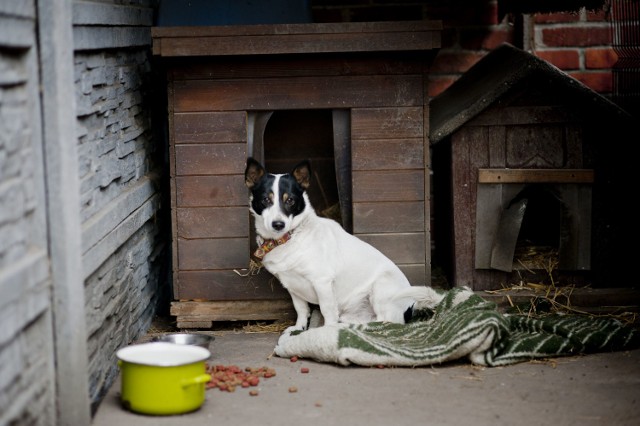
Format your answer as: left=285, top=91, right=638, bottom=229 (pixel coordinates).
left=116, top=342, right=211, bottom=415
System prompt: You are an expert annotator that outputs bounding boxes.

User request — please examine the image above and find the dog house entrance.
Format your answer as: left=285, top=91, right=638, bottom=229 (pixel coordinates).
left=248, top=109, right=353, bottom=238
left=475, top=170, right=593, bottom=276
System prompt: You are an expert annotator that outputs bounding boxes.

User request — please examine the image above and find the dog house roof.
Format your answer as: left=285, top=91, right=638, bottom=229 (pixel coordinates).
left=429, top=42, right=631, bottom=145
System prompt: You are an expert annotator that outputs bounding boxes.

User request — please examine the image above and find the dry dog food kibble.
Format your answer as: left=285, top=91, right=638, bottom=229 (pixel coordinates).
left=206, top=364, right=276, bottom=392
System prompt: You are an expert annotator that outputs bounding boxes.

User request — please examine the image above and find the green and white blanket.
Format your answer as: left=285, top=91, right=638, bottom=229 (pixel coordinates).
left=274, top=287, right=640, bottom=367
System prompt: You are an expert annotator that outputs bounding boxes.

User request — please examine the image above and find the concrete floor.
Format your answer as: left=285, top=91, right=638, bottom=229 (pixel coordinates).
left=92, top=329, right=640, bottom=426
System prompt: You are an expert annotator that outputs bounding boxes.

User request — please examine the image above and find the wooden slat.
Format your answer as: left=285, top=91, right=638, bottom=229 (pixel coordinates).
left=505, top=126, right=566, bottom=168
left=565, top=124, right=584, bottom=168
left=482, top=288, right=640, bottom=312
left=399, top=264, right=427, bottom=286
left=353, top=201, right=424, bottom=233
left=557, top=185, right=592, bottom=270
left=176, top=270, right=289, bottom=301
left=177, top=238, right=248, bottom=270
left=352, top=170, right=424, bottom=203
left=167, top=56, right=427, bottom=81
left=177, top=207, right=248, bottom=239
left=152, top=21, right=442, bottom=57
left=356, top=232, right=425, bottom=264
left=451, top=127, right=479, bottom=287
left=351, top=107, right=424, bottom=140
left=467, top=105, right=574, bottom=126
left=176, top=320, right=213, bottom=329
left=172, top=75, right=423, bottom=112
left=478, top=169, right=594, bottom=184
left=175, top=175, right=246, bottom=207
left=352, top=138, right=423, bottom=170
left=157, top=32, right=438, bottom=57
left=174, top=143, right=246, bottom=176
left=153, top=21, right=443, bottom=38
left=168, top=85, right=179, bottom=287
left=173, top=111, right=246, bottom=143
left=170, top=300, right=296, bottom=323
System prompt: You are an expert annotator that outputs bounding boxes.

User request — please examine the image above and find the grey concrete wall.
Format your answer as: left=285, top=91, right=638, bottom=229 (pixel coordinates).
left=71, top=0, right=168, bottom=413
left=0, top=1, right=57, bottom=424
left=0, top=0, right=167, bottom=422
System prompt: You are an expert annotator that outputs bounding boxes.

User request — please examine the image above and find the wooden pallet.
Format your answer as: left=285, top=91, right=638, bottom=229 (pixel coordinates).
left=171, top=299, right=295, bottom=329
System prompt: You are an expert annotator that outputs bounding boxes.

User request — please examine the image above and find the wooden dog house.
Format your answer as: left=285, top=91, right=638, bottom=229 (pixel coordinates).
left=152, top=21, right=442, bottom=327
left=430, top=43, right=633, bottom=292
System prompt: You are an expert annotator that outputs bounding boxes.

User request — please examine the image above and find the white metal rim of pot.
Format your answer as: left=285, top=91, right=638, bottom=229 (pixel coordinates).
left=117, top=342, right=211, bottom=366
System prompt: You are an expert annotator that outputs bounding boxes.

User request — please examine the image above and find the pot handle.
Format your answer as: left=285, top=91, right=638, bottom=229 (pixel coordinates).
left=182, top=374, right=212, bottom=388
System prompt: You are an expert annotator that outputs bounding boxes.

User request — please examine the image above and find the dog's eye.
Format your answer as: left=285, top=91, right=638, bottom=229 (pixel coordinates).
left=284, top=197, right=295, bottom=206
left=261, top=197, right=272, bottom=207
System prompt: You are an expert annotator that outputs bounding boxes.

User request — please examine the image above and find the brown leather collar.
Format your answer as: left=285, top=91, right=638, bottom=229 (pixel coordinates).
left=253, top=232, right=292, bottom=260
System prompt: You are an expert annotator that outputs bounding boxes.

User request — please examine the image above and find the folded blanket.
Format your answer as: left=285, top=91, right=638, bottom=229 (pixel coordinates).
left=274, top=287, right=640, bottom=367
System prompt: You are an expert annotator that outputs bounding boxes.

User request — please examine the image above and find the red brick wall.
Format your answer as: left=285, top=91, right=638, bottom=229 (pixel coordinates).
left=310, top=1, right=616, bottom=99
left=534, top=8, right=615, bottom=94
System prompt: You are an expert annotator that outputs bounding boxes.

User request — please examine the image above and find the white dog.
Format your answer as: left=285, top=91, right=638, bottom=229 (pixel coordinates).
left=245, top=157, right=443, bottom=332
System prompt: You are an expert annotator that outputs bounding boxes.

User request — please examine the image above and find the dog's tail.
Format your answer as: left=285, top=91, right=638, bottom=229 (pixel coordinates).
left=391, top=286, right=445, bottom=323
left=392, top=285, right=444, bottom=308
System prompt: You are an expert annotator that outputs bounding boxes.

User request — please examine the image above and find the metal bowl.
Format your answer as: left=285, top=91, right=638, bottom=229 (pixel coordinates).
left=151, top=333, right=214, bottom=349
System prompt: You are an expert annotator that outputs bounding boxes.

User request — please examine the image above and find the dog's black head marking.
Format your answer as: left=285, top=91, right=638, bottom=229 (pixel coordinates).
left=244, top=157, right=310, bottom=218
left=244, top=157, right=265, bottom=189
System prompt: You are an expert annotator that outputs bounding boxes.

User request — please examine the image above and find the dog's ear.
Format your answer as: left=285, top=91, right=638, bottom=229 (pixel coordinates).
left=292, top=160, right=311, bottom=189
left=245, top=157, right=265, bottom=189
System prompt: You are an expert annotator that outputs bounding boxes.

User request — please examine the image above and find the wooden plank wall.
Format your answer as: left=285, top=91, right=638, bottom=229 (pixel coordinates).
left=351, top=107, right=428, bottom=284
left=168, top=53, right=431, bottom=317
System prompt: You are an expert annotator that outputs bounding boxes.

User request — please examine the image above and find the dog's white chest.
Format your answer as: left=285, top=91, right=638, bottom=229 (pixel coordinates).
left=262, top=244, right=321, bottom=304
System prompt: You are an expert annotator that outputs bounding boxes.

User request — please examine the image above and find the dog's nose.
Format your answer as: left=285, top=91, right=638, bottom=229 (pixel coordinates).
left=272, top=221, right=285, bottom=231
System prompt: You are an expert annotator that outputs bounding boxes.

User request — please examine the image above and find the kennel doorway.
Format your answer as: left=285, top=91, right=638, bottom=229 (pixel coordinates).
left=248, top=109, right=352, bottom=232
left=475, top=175, right=593, bottom=278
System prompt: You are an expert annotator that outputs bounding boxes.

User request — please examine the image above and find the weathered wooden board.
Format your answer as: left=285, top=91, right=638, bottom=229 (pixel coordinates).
left=505, top=126, right=566, bottom=168
left=171, top=299, right=296, bottom=327
left=352, top=201, right=424, bottom=234
left=177, top=238, right=248, bottom=270
left=357, top=233, right=425, bottom=264
left=167, top=55, right=428, bottom=81
left=172, top=75, right=424, bottom=112
left=174, top=143, right=246, bottom=176
left=478, top=168, right=594, bottom=183
left=467, top=105, right=575, bottom=126
left=175, top=175, right=246, bottom=207
left=352, top=138, right=423, bottom=170
left=176, top=207, right=248, bottom=239
left=173, top=111, right=246, bottom=143
left=176, top=270, right=289, bottom=300
left=352, top=170, right=424, bottom=203
left=451, top=126, right=481, bottom=287
left=399, top=264, right=427, bottom=286
left=351, top=107, right=424, bottom=140
left=157, top=31, right=438, bottom=57
left=152, top=21, right=442, bottom=57
left=557, top=184, right=592, bottom=270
